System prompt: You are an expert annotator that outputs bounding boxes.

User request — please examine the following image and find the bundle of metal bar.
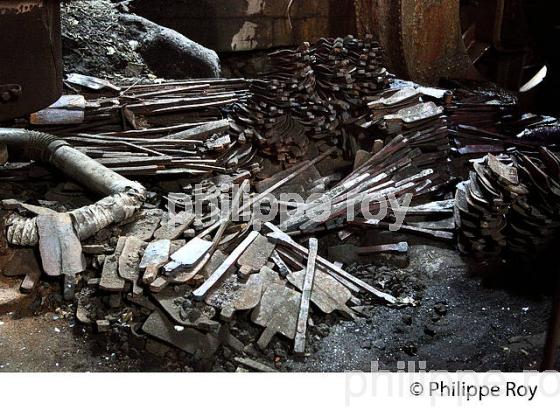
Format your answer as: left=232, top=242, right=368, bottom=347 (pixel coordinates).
left=263, top=81, right=454, bottom=238
left=281, top=131, right=451, bottom=234
left=25, top=79, right=253, bottom=177
left=444, top=87, right=517, bottom=133
left=360, top=86, right=451, bottom=188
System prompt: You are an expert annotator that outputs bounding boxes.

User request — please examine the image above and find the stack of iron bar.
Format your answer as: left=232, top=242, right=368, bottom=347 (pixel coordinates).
left=449, top=107, right=560, bottom=154
left=24, top=78, right=254, bottom=177
left=450, top=125, right=511, bottom=157
left=364, top=87, right=451, bottom=181
left=366, top=87, right=423, bottom=124
left=229, top=37, right=391, bottom=164
left=281, top=130, right=452, bottom=236
left=448, top=109, right=560, bottom=178
left=50, top=78, right=249, bottom=136
left=229, top=43, right=335, bottom=164
left=444, top=86, right=517, bottom=133
left=378, top=99, right=447, bottom=142
left=455, top=149, right=560, bottom=259
left=508, top=114, right=560, bottom=145
left=445, top=86, right=521, bottom=162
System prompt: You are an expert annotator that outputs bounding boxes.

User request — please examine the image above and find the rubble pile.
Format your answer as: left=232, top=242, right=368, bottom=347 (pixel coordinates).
left=61, top=0, right=150, bottom=79
left=3, top=165, right=401, bottom=363
left=61, top=0, right=220, bottom=80
left=455, top=149, right=560, bottom=259
left=0, top=130, right=401, bottom=366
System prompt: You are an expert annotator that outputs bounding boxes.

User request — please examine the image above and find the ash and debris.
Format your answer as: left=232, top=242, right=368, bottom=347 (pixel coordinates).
left=1, top=241, right=553, bottom=372
left=61, top=0, right=220, bottom=80
left=285, top=245, right=552, bottom=372
left=61, top=0, right=152, bottom=79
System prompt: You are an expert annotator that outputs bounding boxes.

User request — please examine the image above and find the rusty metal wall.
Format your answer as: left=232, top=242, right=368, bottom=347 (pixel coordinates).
left=0, top=0, right=63, bottom=122
left=131, top=0, right=477, bottom=85
left=356, top=0, right=475, bottom=85
left=131, top=0, right=357, bottom=52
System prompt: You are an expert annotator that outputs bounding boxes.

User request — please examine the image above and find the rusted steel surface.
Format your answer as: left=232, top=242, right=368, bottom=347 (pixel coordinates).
left=0, top=0, right=63, bottom=121
left=131, top=0, right=356, bottom=52
left=357, top=0, right=475, bottom=85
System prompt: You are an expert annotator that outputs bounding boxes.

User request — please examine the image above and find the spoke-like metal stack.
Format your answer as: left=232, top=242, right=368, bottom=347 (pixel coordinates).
left=312, top=37, right=357, bottom=109
left=346, top=35, right=390, bottom=101
left=455, top=149, right=560, bottom=259
left=455, top=154, right=524, bottom=257
left=310, top=36, right=390, bottom=156
left=229, top=36, right=391, bottom=165
left=312, top=35, right=389, bottom=107
left=229, top=43, right=322, bottom=164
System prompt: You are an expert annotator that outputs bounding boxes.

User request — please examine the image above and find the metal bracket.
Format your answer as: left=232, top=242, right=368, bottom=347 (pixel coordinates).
left=0, top=84, right=22, bottom=103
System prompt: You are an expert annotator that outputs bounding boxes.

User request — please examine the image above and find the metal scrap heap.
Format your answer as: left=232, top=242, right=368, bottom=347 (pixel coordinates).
left=1, top=33, right=560, bottom=371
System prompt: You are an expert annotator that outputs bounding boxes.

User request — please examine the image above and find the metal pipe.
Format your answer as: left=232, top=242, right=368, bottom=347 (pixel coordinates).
left=0, top=128, right=145, bottom=196
left=0, top=128, right=147, bottom=246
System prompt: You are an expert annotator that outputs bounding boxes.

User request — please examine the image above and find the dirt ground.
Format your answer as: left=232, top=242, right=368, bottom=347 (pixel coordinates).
left=1, top=243, right=555, bottom=372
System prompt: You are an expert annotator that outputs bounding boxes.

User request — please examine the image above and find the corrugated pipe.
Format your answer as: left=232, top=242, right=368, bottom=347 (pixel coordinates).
left=0, top=128, right=147, bottom=246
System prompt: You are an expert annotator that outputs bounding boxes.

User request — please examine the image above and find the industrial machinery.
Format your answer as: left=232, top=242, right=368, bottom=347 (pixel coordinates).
left=0, top=0, right=63, bottom=122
